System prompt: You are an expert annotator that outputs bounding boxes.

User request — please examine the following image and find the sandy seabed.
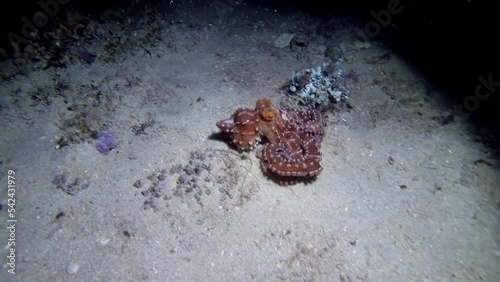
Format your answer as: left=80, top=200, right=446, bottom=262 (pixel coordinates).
left=0, top=3, right=499, bottom=281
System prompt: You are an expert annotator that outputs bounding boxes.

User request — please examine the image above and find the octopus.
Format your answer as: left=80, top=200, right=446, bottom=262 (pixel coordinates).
left=216, top=98, right=325, bottom=181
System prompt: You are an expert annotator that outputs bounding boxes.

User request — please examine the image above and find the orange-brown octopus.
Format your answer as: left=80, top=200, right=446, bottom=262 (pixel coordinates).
left=216, top=98, right=325, bottom=181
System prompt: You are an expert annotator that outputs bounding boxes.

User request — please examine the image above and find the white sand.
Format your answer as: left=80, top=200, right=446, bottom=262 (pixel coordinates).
left=0, top=3, right=498, bottom=281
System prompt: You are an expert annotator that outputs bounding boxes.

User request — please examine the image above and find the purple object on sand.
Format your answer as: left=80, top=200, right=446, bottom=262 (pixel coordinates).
left=95, top=131, right=117, bottom=154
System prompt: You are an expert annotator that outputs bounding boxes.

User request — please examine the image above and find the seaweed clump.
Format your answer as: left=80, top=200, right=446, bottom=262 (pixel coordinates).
left=55, top=113, right=98, bottom=149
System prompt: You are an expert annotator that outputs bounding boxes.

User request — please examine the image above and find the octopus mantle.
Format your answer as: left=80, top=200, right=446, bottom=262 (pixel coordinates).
left=216, top=98, right=325, bottom=179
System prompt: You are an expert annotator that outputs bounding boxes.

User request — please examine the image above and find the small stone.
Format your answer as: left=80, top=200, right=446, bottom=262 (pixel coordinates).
left=22, top=255, right=33, bottom=263
left=388, top=156, right=395, bottom=165
left=274, top=33, right=295, bottom=48
left=99, top=237, right=110, bottom=246
left=133, top=180, right=143, bottom=188
left=184, top=166, right=195, bottom=176
left=157, top=173, right=166, bottom=181
left=66, top=262, right=79, bottom=275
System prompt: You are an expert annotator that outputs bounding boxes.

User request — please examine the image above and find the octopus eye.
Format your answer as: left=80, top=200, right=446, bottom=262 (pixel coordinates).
left=265, top=111, right=275, bottom=119
left=261, top=108, right=277, bottom=121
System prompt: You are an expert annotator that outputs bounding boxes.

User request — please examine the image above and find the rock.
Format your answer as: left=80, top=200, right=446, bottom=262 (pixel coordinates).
left=274, top=33, right=295, bottom=48
left=99, top=237, right=111, bottom=246
left=66, top=262, right=79, bottom=275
